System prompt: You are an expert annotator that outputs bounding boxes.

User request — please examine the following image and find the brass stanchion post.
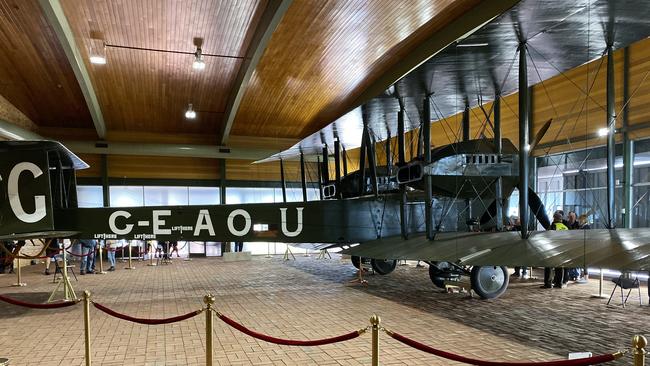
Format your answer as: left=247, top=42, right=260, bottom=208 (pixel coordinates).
left=12, top=257, right=26, bottom=287
left=83, top=290, right=92, bottom=366
left=370, top=314, right=380, bottom=366
left=633, top=335, right=647, bottom=366
left=204, top=294, right=215, bottom=366
left=125, top=242, right=135, bottom=270
left=97, top=244, right=107, bottom=274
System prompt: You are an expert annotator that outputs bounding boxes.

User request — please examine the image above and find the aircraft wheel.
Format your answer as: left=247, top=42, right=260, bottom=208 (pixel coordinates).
left=470, top=266, right=509, bottom=299
left=351, top=256, right=361, bottom=269
left=370, top=259, right=397, bottom=275
left=428, top=265, right=446, bottom=289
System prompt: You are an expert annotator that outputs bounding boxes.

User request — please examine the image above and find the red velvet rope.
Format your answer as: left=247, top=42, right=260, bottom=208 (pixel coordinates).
left=92, top=301, right=202, bottom=325
left=217, top=312, right=362, bottom=346
left=66, top=250, right=95, bottom=257
left=0, top=294, right=80, bottom=309
left=387, top=331, right=616, bottom=366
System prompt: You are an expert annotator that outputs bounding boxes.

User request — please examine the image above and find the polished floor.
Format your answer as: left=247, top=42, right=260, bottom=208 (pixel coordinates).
left=0, top=254, right=647, bottom=365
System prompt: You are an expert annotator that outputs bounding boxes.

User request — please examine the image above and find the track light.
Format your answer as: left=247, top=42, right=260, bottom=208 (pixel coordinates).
left=192, top=47, right=205, bottom=70
left=185, top=104, right=196, bottom=119
left=89, top=55, right=106, bottom=65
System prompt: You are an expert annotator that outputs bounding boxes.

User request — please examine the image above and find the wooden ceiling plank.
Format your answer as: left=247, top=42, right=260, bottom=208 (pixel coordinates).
left=38, top=0, right=106, bottom=139
left=219, top=0, right=292, bottom=145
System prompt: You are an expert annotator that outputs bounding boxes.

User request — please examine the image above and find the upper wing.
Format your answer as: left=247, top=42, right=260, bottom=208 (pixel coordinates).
left=341, top=229, right=650, bottom=271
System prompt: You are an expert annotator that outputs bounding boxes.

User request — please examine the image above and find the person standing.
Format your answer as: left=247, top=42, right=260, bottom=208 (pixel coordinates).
left=106, top=240, right=116, bottom=271
left=79, top=239, right=97, bottom=275
left=542, top=212, right=569, bottom=288
left=234, top=241, right=243, bottom=252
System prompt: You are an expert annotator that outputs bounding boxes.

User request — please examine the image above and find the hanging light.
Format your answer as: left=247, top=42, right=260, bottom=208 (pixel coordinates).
left=185, top=103, right=196, bottom=119
left=192, top=47, right=205, bottom=70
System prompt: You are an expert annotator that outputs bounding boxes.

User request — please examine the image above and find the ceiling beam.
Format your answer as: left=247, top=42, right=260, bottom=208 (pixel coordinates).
left=350, top=0, right=521, bottom=109
left=39, top=0, right=107, bottom=139
left=64, top=140, right=279, bottom=161
left=219, top=0, right=292, bottom=145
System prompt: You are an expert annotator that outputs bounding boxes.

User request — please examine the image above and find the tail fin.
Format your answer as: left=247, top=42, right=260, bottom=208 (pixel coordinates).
left=0, top=143, right=55, bottom=237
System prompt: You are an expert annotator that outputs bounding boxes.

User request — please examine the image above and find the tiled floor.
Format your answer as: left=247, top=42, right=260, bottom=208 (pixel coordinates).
left=0, top=254, right=647, bottom=365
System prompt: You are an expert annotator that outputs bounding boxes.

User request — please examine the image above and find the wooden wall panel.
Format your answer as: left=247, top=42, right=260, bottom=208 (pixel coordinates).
left=108, top=155, right=219, bottom=180
left=226, top=160, right=318, bottom=183
left=75, top=153, right=102, bottom=178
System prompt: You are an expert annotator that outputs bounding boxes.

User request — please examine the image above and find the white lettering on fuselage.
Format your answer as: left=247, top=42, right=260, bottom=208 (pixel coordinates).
left=105, top=207, right=305, bottom=238
left=227, top=209, right=251, bottom=236
left=7, top=162, right=47, bottom=223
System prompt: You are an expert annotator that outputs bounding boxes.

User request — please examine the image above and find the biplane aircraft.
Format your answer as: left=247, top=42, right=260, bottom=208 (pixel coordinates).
left=2, top=0, right=650, bottom=300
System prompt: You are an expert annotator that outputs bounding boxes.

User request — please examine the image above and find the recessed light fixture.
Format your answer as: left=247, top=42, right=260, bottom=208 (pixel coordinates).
left=89, top=41, right=107, bottom=65
left=185, top=103, right=196, bottom=119
left=598, top=127, right=610, bottom=137
left=192, top=47, right=205, bottom=70
left=89, top=55, right=107, bottom=64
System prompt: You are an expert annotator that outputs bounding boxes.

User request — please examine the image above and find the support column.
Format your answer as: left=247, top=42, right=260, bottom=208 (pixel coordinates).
left=606, top=45, right=616, bottom=229
left=397, top=108, right=406, bottom=165
left=316, top=156, right=323, bottom=200
left=462, top=101, right=472, bottom=224
left=280, top=158, right=287, bottom=203
left=623, top=47, right=634, bottom=228
left=321, top=145, right=329, bottom=185
left=334, top=139, right=341, bottom=196
left=423, top=96, right=433, bottom=240
left=101, top=154, right=109, bottom=207
left=300, top=152, right=308, bottom=202
left=342, top=147, right=348, bottom=176
left=398, top=108, right=408, bottom=238
left=493, top=96, right=504, bottom=230
left=385, top=131, right=392, bottom=175
left=518, top=42, right=530, bottom=239
left=219, top=159, right=228, bottom=254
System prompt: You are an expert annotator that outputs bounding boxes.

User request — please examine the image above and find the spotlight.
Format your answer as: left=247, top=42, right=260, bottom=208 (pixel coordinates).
left=598, top=127, right=609, bottom=137
left=524, top=144, right=530, bottom=152
left=90, top=41, right=107, bottom=65
left=185, top=104, right=196, bottom=119
left=192, top=47, right=205, bottom=70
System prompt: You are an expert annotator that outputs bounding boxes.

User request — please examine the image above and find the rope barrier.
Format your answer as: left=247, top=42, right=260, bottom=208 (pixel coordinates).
left=216, top=311, right=366, bottom=346
left=0, top=240, right=54, bottom=260
left=385, top=329, right=622, bottom=366
left=66, top=249, right=95, bottom=258
left=92, top=301, right=204, bottom=325
left=0, top=294, right=80, bottom=309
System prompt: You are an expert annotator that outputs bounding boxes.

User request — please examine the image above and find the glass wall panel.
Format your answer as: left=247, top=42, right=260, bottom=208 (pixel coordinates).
left=144, top=186, right=189, bottom=206
left=77, top=185, right=104, bottom=208
left=110, top=186, right=144, bottom=207
left=189, top=187, right=220, bottom=205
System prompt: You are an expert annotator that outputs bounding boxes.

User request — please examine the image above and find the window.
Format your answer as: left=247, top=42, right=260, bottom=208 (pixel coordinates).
left=77, top=186, right=103, bottom=208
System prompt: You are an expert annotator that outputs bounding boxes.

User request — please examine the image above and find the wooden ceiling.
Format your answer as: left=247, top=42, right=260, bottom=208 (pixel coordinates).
left=0, top=0, right=92, bottom=128
left=60, top=0, right=267, bottom=137
left=232, top=0, right=481, bottom=140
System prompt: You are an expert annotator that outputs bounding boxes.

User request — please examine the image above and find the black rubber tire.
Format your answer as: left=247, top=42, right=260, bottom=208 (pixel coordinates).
left=351, top=256, right=361, bottom=269
left=370, top=259, right=397, bottom=275
left=428, top=264, right=446, bottom=289
left=470, top=266, right=509, bottom=299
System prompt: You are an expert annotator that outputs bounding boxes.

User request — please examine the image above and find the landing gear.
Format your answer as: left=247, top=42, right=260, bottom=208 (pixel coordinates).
left=370, top=259, right=397, bottom=275
left=351, top=256, right=397, bottom=275
left=428, top=261, right=462, bottom=289
left=470, top=266, right=509, bottom=299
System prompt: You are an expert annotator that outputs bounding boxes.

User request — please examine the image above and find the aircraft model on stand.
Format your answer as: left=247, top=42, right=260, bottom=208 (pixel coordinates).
left=3, top=0, right=650, bottom=301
